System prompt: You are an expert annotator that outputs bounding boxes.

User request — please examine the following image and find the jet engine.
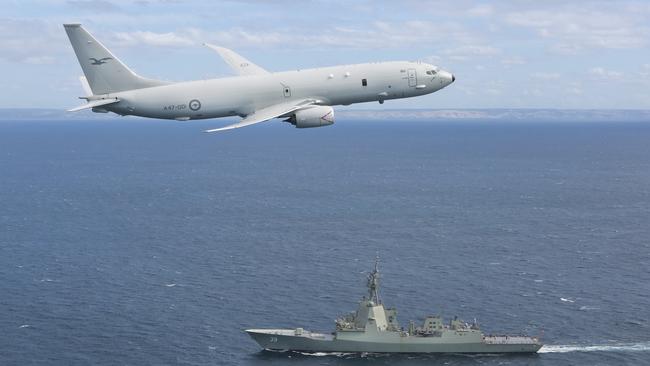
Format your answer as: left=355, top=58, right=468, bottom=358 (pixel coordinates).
left=286, top=106, right=334, bottom=128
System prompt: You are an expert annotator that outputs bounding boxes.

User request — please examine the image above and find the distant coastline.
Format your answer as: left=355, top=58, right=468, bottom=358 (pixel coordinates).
left=1, top=108, right=649, bottom=122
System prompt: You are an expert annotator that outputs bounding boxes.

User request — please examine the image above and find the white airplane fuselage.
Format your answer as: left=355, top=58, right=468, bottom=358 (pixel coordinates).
left=110, top=61, right=452, bottom=120
left=64, top=24, right=454, bottom=131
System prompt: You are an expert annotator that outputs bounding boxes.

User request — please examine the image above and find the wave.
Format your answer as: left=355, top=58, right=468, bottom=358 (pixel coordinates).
left=293, top=351, right=388, bottom=358
left=539, top=342, right=650, bottom=353
left=297, top=352, right=353, bottom=357
left=579, top=305, right=599, bottom=311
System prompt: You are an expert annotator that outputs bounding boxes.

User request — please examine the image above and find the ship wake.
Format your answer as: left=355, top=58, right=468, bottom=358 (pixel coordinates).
left=539, top=341, right=650, bottom=353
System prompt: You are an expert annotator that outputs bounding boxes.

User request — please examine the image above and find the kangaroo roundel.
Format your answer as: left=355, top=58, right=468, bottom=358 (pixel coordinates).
left=189, top=99, right=201, bottom=111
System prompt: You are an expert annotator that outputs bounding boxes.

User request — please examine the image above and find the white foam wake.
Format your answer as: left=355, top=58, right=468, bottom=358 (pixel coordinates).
left=539, top=342, right=650, bottom=353
left=296, top=351, right=354, bottom=357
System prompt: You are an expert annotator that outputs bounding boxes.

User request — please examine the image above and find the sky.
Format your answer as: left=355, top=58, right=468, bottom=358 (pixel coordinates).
left=2, top=0, right=650, bottom=109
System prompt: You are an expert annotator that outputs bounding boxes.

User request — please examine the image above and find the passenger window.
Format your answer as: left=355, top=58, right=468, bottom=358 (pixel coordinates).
left=362, top=78, right=367, bottom=86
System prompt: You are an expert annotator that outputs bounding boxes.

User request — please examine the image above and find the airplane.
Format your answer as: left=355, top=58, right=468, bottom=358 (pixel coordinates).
left=64, top=24, right=455, bottom=132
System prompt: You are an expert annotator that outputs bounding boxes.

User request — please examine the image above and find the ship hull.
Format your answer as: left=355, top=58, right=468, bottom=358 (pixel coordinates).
left=246, top=330, right=542, bottom=354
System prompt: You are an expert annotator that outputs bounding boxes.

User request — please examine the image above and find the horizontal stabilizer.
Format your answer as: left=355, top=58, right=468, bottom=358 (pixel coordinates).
left=68, top=98, right=119, bottom=112
left=204, top=43, right=269, bottom=76
left=205, top=99, right=318, bottom=132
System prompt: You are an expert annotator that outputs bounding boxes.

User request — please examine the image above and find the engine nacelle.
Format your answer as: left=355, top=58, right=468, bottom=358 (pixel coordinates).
left=286, top=106, right=334, bottom=128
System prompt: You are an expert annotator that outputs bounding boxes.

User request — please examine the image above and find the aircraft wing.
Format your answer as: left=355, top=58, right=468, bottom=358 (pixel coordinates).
left=204, top=43, right=270, bottom=76
left=68, top=97, right=119, bottom=112
left=204, top=99, right=318, bottom=133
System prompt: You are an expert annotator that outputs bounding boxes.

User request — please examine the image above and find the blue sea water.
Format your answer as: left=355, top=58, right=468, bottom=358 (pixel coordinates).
left=1, top=119, right=649, bottom=365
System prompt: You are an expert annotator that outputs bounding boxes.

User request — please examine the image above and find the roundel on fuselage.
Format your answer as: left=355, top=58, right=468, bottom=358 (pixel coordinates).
left=189, top=99, right=201, bottom=111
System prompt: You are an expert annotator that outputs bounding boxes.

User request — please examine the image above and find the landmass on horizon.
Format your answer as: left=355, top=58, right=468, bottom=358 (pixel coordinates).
left=1, top=108, right=649, bottom=122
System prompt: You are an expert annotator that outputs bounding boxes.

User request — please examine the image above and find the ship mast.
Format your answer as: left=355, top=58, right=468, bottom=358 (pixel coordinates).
left=367, top=255, right=381, bottom=305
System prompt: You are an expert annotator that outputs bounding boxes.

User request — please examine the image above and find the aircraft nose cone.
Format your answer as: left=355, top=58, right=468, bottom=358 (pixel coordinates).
left=439, top=70, right=454, bottom=86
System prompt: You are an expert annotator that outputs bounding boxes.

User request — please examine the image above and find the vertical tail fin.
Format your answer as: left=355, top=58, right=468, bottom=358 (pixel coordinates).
left=63, top=24, right=167, bottom=95
left=79, top=76, right=92, bottom=96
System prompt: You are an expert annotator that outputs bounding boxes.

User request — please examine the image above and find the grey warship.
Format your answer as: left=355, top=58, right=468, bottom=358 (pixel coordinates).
left=246, top=258, right=542, bottom=354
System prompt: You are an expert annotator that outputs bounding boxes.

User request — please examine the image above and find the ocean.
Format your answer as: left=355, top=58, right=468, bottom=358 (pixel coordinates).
left=1, top=119, right=649, bottom=365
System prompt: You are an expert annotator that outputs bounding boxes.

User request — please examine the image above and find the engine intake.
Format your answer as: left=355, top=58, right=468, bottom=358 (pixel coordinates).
left=286, top=106, right=334, bottom=128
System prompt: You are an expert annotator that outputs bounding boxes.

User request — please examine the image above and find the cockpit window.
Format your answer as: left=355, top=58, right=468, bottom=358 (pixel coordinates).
left=426, top=70, right=437, bottom=75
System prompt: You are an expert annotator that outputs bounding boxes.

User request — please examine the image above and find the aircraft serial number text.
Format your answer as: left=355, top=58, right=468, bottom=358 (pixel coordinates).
left=163, top=104, right=187, bottom=111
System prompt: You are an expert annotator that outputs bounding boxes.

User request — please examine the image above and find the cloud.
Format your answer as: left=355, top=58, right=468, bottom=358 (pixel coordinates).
left=566, top=86, right=583, bottom=95
left=501, top=56, right=525, bottom=65
left=2, top=0, right=650, bottom=109
left=531, top=72, right=561, bottom=80
left=589, top=67, right=624, bottom=80
left=504, top=5, right=650, bottom=53
left=467, top=4, right=494, bottom=17
left=66, top=0, right=122, bottom=12
left=437, top=46, right=498, bottom=63
left=104, top=20, right=478, bottom=50
left=438, top=45, right=500, bottom=63
left=112, top=30, right=195, bottom=47
left=640, top=64, right=650, bottom=78
left=522, top=88, right=543, bottom=97
left=0, top=19, right=65, bottom=64
left=444, top=45, right=501, bottom=56
left=24, top=56, right=56, bottom=65
left=422, top=55, right=442, bottom=64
